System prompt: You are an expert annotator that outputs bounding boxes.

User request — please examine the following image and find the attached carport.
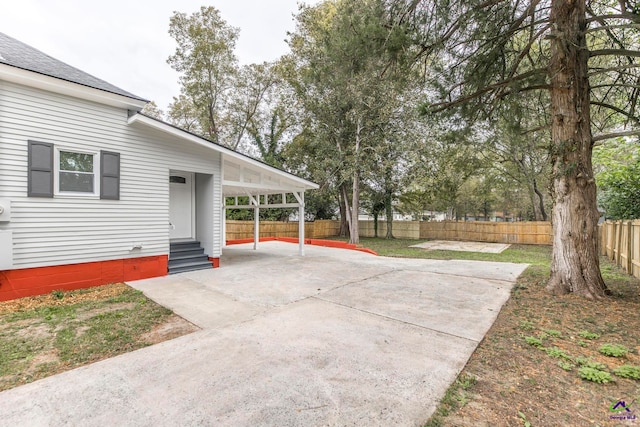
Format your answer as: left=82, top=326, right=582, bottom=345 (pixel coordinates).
left=221, top=152, right=318, bottom=256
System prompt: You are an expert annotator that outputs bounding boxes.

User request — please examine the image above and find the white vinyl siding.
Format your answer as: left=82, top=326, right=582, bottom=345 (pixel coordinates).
left=0, top=80, right=223, bottom=269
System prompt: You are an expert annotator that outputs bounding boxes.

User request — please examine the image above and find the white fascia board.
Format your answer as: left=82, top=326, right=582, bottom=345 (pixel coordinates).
left=222, top=180, right=306, bottom=191
left=128, top=113, right=319, bottom=190
left=0, top=64, right=147, bottom=110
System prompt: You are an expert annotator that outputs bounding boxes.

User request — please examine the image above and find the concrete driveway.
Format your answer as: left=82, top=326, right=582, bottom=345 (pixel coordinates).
left=0, top=242, right=528, bottom=426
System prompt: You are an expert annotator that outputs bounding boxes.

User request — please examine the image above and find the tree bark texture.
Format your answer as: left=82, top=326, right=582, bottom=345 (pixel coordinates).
left=341, top=184, right=353, bottom=240
left=338, top=191, right=349, bottom=237
left=350, top=170, right=360, bottom=244
left=547, top=0, right=607, bottom=298
left=384, top=167, right=394, bottom=239
left=385, top=190, right=394, bottom=239
left=533, top=179, right=548, bottom=221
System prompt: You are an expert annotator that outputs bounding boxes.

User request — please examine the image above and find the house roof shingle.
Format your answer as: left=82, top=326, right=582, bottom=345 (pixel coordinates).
left=0, top=32, right=147, bottom=102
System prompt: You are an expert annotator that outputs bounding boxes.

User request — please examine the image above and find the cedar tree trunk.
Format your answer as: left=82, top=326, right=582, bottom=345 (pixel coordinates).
left=547, top=0, right=607, bottom=298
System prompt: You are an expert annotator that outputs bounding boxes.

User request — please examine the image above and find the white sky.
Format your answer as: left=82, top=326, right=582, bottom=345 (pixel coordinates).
left=0, top=0, right=315, bottom=110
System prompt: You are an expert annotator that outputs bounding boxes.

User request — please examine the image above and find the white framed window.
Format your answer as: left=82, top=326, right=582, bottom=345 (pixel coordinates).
left=28, top=141, right=120, bottom=200
left=54, top=148, right=99, bottom=196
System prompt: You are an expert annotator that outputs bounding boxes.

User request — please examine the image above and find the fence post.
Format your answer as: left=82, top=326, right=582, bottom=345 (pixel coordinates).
left=628, top=221, right=633, bottom=273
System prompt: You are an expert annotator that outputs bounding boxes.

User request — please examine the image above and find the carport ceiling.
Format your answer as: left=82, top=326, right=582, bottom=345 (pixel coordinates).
left=222, top=154, right=318, bottom=197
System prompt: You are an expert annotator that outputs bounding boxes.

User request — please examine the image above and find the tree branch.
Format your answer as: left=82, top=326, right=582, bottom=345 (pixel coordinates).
left=588, top=63, right=640, bottom=76
left=429, top=68, right=547, bottom=113
left=593, top=129, right=640, bottom=144
left=590, top=49, right=640, bottom=58
left=586, top=13, right=640, bottom=24
left=590, top=101, right=640, bottom=123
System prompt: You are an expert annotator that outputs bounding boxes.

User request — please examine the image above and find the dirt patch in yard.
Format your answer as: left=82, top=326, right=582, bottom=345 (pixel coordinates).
left=141, top=315, right=199, bottom=343
left=0, top=283, right=131, bottom=314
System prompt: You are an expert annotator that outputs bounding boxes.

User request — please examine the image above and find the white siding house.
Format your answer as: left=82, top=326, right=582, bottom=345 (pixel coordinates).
left=0, top=33, right=316, bottom=300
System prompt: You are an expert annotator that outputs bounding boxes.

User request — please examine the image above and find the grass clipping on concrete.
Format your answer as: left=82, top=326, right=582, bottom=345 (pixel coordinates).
left=0, top=283, right=198, bottom=391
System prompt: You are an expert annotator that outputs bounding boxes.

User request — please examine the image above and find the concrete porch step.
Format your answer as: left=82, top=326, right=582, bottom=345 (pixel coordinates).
left=169, top=240, right=212, bottom=274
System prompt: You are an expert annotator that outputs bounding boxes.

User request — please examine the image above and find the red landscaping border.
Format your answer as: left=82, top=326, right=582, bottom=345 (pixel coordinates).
left=225, top=237, right=378, bottom=256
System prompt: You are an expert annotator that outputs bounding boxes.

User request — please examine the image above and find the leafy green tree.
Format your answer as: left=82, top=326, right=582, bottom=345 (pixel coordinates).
left=598, top=161, right=640, bottom=219
left=141, top=101, right=165, bottom=120
left=287, top=0, right=415, bottom=243
left=167, top=6, right=239, bottom=145
left=226, top=62, right=280, bottom=151
left=403, top=0, right=640, bottom=298
left=166, top=94, right=201, bottom=134
left=595, top=138, right=640, bottom=219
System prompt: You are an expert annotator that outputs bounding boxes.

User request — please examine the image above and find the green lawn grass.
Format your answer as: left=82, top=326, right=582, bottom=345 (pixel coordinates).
left=0, top=285, right=174, bottom=391
left=353, top=237, right=552, bottom=266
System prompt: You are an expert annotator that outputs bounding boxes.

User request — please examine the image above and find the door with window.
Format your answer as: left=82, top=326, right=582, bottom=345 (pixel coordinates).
left=169, top=173, right=193, bottom=240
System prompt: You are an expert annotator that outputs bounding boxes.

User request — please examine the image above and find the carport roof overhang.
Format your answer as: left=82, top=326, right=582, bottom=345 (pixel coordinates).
left=127, top=113, right=319, bottom=196
left=221, top=155, right=318, bottom=198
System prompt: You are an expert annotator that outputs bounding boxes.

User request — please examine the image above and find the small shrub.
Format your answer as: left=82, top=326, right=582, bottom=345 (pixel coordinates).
left=543, top=329, right=562, bottom=338
left=524, top=336, right=543, bottom=348
left=545, top=346, right=571, bottom=360
left=519, top=320, right=535, bottom=331
left=456, top=373, right=477, bottom=389
left=577, top=340, right=589, bottom=348
left=578, top=367, right=612, bottom=383
left=599, top=343, right=628, bottom=358
left=51, top=290, right=65, bottom=300
left=578, top=330, right=600, bottom=340
left=558, top=361, right=575, bottom=371
left=574, top=357, right=607, bottom=370
left=613, top=365, right=640, bottom=380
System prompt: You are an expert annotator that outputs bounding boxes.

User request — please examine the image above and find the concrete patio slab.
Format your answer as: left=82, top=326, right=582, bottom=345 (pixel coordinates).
left=0, top=241, right=529, bottom=426
left=410, top=240, right=511, bottom=253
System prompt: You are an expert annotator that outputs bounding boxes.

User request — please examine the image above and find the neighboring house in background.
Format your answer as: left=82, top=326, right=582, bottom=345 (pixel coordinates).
left=0, top=33, right=317, bottom=301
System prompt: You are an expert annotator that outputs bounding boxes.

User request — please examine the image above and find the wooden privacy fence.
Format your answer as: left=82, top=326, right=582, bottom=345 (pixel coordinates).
left=419, top=221, right=552, bottom=245
left=226, top=219, right=552, bottom=245
left=225, top=219, right=340, bottom=240
left=358, top=220, right=421, bottom=239
left=600, top=220, right=640, bottom=279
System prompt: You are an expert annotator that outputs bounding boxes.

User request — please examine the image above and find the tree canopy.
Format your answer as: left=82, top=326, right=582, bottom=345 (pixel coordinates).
left=160, top=1, right=639, bottom=298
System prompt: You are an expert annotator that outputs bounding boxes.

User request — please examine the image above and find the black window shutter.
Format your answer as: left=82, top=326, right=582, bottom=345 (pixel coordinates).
left=27, top=141, right=54, bottom=197
left=100, top=151, right=120, bottom=200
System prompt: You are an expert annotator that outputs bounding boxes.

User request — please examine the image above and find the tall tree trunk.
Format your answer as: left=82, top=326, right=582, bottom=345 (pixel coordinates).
left=385, top=190, right=394, bottom=239
left=338, top=190, right=349, bottom=237
left=350, top=170, right=360, bottom=244
left=526, top=183, right=541, bottom=220
left=341, top=184, right=353, bottom=241
left=349, top=118, right=363, bottom=245
left=547, top=0, right=607, bottom=298
left=533, top=179, right=548, bottom=221
left=384, top=166, right=394, bottom=239
left=373, top=211, right=379, bottom=238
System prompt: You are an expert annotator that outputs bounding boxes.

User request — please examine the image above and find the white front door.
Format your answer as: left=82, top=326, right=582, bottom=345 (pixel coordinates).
left=169, top=173, right=193, bottom=239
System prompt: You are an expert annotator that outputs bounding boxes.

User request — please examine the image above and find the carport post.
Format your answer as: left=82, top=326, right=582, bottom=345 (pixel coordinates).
left=298, top=191, right=305, bottom=256
left=254, top=204, right=259, bottom=250
left=222, top=205, right=227, bottom=247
